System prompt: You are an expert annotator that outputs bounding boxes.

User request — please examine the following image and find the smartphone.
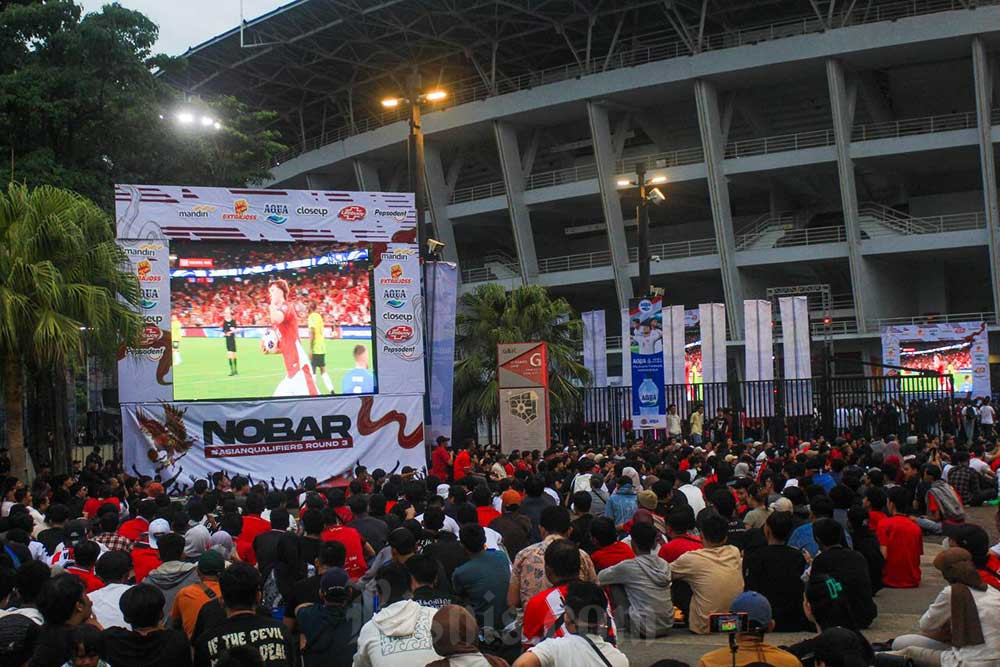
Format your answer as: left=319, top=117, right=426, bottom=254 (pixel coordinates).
left=708, top=612, right=750, bottom=634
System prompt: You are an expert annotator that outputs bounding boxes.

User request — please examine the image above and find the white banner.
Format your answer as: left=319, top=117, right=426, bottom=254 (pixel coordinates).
left=662, top=305, right=688, bottom=418
left=117, top=240, right=173, bottom=403
left=427, top=262, right=458, bottom=445
left=779, top=296, right=813, bottom=416
left=582, top=311, right=608, bottom=387
left=743, top=300, right=774, bottom=417
left=621, top=308, right=631, bottom=385
left=373, top=246, right=425, bottom=396
left=115, top=185, right=415, bottom=242
left=122, top=394, right=425, bottom=488
left=699, top=303, right=727, bottom=415
left=881, top=321, right=990, bottom=398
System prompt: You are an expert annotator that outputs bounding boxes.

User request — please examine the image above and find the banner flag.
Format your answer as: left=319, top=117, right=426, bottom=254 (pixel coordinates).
left=629, top=297, right=666, bottom=429
left=123, top=394, right=425, bottom=487
left=881, top=321, right=990, bottom=398
left=743, top=300, right=774, bottom=417
left=621, top=308, right=632, bottom=385
left=582, top=311, right=608, bottom=387
left=427, top=262, right=458, bottom=445
left=662, top=305, right=688, bottom=418
left=779, top=296, right=813, bottom=416
left=699, top=303, right=727, bottom=415
left=117, top=240, right=173, bottom=403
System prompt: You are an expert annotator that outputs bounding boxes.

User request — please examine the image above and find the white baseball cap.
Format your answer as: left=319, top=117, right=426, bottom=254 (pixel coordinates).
left=147, top=518, right=171, bottom=549
left=436, top=483, right=450, bottom=500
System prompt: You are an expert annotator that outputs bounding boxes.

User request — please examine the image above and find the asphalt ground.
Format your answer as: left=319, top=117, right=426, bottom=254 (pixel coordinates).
left=615, top=506, right=998, bottom=666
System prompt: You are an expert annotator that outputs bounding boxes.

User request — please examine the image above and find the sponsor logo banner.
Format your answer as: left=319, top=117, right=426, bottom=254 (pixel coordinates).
left=122, top=394, right=425, bottom=484
left=117, top=240, right=172, bottom=404
left=628, top=298, right=666, bottom=429
left=373, top=244, right=424, bottom=396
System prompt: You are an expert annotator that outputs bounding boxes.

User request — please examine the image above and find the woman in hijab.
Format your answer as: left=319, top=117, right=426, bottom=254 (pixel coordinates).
left=622, top=466, right=642, bottom=490
left=209, top=531, right=236, bottom=560
left=427, top=605, right=508, bottom=667
left=889, top=547, right=1000, bottom=666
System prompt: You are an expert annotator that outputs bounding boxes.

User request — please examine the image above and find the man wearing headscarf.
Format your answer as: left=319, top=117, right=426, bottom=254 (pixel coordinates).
left=888, top=548, right=1000, bottom=666
left=426, top=605, right=509, bottom=667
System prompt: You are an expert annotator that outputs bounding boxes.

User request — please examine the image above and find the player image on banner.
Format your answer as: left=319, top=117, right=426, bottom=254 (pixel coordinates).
left=629, top=297, right=666, bottom=429
left=170, top=240, right=375, bottom=401
left=342, top=345, right=376, bottom=394
left=882, top=322, right=990, bottom=397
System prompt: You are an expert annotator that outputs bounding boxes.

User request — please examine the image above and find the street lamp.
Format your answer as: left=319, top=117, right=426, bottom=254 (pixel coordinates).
left=165, top=108, right=223, bottom=131
left=617, top=164, right=667, bottom=298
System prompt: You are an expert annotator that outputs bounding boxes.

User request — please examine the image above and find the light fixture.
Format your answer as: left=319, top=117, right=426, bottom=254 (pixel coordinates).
left=424, top=90, right=447, bottom=102
left=213, top=122, right=222, bottom=130
left=426, top=238, right=446, bottom=257
left=616, top=179, right=632, bottom=187
left=200, top=115, right=214, bottom=126
left=176, top=111, right=195, bottom=125
left=381, top=97, right=400, bottom=109
left=648, top=187, right=666, bottom=205
left=650, top=175, right=668, bottom=184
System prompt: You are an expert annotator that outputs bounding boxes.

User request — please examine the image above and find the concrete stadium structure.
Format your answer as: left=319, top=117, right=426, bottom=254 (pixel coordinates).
left=171, top=0, right=1000, bottom=380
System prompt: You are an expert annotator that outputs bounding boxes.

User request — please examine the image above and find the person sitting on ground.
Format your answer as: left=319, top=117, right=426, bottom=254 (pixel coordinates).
left=918, top=463, right=965, bottom=534
left=98, top=584, right=192, bottom=667
left=0, top=560, right=47, bottom=625
left=568, top=490, right=595, bottom=554
left=144, top=532, right=199, bottom=619
left=862, top=487, right=888, bottom=534
left=785, top=574, right=873, bottom=667
left=169, top=550, right=225, bottom=639
left=845, top=506, right=884, bottom=597
left=452, top=524, right=510, bottom=634
left=670, top=509, right=744, bottom=635
left=354, top=562, right=440, bottom=667
left=876, top=486, right=923, bottom=589
left=426, top=604, right=511, bottom=667
left=407, top=553, right=454, bottom=609
left=295, top=567, right=355, bottom=667
left=489, top=489, right=533, bottom=560
left=589, top=516, right=634, bottom=572
left=697, top=591, right=803, bottom=667
left=64, top=540, right=104, bottom=594
left=743, top=511, right=811, bottom=632
left=604, top=476, right=638, bottom=532
left=946, top=523, right=1000, bottom=590
left=887, top=547, right=1000, bottom=665
left=788, top=496, right=849, bottom=557
left=809, top=519, right=877, bottom=630
left=88, top=551, right=133, bottom=629
left=597, top=522, right=672, bottom=638
left=658, top=506, right=702, bottom=564
left=28, top=574, right=93, bottom=667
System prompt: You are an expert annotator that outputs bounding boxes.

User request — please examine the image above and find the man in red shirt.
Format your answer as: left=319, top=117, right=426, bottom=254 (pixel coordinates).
left=430, top=436, right=452, bottom=480
left=589, top=516, right=634, bottom=571
left=472, top=485, right=500, bottom=527
left=864, top=487, right=888, bottom=534
left=453, top=440, right=473, bottom=482
left=658, top=508, right=702, bottom=563
left=876, top=487, right=923, bottom=588
left=118, top=499, right=157, bottom=542
left=235, top=494, right=271, bottom=565
left=321, top=510, right=373, bottom=580
left=65, top=540, right=105, bottom=594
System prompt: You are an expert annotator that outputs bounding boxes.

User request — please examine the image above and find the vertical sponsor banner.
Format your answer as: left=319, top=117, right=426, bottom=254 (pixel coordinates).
left=582, top=311, right=608, bottom=386
left=629, top=297, right=666, bottom=430
left=743, top=300, right=775, bottom=417
left=881, top=322, right=989, bottom=398
left=426, top=262, right=458, bottom=445
left=621, top=308, right=632, bottom=386
left=497, top=343, right=550, bottom=452
left=373, top=245, right=424, bottom=396
left=117, top=240, right=172, bottom=403
left=699, top=303, right=727, bottom=415
left=663, top=305, right=688, bottom=418
left=779, top=297, right=813, bottom=416
left=122, top=394, right=425, bottom=483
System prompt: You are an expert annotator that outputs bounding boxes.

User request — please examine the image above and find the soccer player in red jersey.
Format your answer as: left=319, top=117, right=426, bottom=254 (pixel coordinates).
left=264, top=279, right=318, bottom=396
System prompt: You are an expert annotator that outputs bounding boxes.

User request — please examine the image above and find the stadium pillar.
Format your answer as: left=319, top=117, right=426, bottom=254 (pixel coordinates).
left=826, top=58, right=871, bottom=334
left=422, top=142, right=459, bottom=264
left=352, top=160, right=382, bottom=191
left=586, top=101, right=634, bottom=312
left=693, top=79, right=744, bottom=340
left=492, top=120, right=540, bottom=284
left=972, top=38, right=1000, bottom=325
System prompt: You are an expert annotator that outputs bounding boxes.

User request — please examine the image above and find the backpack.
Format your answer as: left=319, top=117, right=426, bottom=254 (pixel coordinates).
left=966, top=405, right=977, bottom=420
left=261, top=568, right=284, bottom=611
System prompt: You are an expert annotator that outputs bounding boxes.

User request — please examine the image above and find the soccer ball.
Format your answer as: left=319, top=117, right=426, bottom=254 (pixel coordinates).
left=260, top=329, right=278, bottom=353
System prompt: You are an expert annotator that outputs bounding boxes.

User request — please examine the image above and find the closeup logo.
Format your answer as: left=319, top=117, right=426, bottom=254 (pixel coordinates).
left=386, top=299, right=406, bottom=309
left=390, top=264, right=403, bottom=280
left=386, top=325, right=413, bottom=342
left=222, top=199, right=258, bottom=221
left=338, top=205, right=366, bottom=221
left=266, top=214, right=288, bottom=225
left=296, top=205, right=329, bottom=216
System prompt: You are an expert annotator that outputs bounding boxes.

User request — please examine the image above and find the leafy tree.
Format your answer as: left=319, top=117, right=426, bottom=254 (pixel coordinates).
left=0, top=1, right=285, bottom=210
left=453, top=284, right=590, bottom=432
left=0, top=184, right=142, bottom=475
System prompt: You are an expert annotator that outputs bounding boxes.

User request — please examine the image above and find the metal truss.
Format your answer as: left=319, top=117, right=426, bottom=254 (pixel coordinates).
left=166, top=0, right=843, bottom=150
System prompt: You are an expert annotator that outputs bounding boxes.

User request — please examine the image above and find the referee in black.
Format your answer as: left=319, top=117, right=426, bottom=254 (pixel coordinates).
left=222, top=306, right=239, bottom=376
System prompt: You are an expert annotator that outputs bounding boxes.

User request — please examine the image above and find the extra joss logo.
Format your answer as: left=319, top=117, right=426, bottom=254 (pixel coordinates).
left=263, top=203, right=288, bottom=225
left=386, top=325, right=413, bottom=342
left=222, top=199, right=258, bottom=221
left=338, top=205, right=366, bottom=221
left=379, top=264, right=412, bottom=286
left=136, top=259, right=162, bottom=282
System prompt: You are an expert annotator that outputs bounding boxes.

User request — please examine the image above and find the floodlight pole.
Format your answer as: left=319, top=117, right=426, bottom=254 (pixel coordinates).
left=635, top=162, right=651, bottom=298
left=405, top=72, right=434, bottom=448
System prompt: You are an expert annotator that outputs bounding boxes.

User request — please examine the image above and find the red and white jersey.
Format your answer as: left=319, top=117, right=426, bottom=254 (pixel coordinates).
left=274, top=302, right=308, bottom=378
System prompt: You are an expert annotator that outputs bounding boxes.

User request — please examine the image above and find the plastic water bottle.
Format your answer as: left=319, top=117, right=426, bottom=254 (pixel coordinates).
left=639, top=376, right=659, bottom=416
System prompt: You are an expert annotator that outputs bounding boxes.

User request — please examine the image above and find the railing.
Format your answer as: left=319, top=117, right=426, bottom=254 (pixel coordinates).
left=461, top=266, right=500, bottom=283
left=860, top=210, right=986, bottom=237
left=734, top=212, right=799, bottom=249
left=644, top=238, right=718, bottom=260
left=852, top=110, right=978, bottom=142
left=450, top=181, right=506, bottom=204
left=868, top=312, right=997, bottom=328
left=536, top=237, right=717, bottom=274
left=268, top=0, right=996, bottom=167
left=538, top=250, right=612, bottom=273
left=737, top=224, right=847, bottom=248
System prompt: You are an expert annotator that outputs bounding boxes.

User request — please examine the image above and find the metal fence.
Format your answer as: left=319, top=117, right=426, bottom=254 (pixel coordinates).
left=570, top=375, right=955, bottom=446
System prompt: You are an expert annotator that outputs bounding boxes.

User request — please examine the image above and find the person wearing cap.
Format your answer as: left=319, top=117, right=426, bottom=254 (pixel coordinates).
left=295, top=567, right=355, bottom=667
left=48, top=520, right=107, bottom=569
left=132, top=517, right=169, bottom=583
left=169, top=550, right=225, bottom=639
left=118, top=499, right=158, bottom=543
left=489, top=489, right=532, bottom=560
left=431, top=435, right=452, bottom=481
left=696, top=591, right=802, bottom=667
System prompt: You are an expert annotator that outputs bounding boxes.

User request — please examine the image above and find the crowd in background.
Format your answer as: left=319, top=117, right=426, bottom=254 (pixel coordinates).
left=1, top=420, right=1000, bottom=667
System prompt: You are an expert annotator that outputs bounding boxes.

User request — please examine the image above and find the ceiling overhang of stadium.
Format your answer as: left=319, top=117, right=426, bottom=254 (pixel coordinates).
left=165, top=0, right=849, bottom=148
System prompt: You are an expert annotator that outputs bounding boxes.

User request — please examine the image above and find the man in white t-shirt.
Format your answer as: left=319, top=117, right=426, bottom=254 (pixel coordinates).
left=632, top=321, right=662, bottom=355
left=980, top=397, right=995, bottom=438
left=513, top=580, right=628, bottom=667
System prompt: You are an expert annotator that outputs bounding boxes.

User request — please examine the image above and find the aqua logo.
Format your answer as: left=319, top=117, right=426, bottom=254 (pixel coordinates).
left=386, top=298, right=405, bottom=309
left=266, top=214, right=288, bottom=225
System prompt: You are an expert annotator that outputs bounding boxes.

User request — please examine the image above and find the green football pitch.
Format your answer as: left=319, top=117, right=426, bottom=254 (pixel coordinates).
left=171, top=336, right=372, bottom=400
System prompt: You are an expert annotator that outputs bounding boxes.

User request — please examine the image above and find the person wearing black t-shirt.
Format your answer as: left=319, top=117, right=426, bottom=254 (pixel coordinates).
left=99, top=584, right=192, bottom=667
left=743, top=511, right=811, bottom=631
left=221, top=308, right=238, bottom=376
left=284, top=541, right=347, bottom=633
left=193, top=562, right=291, bottom=667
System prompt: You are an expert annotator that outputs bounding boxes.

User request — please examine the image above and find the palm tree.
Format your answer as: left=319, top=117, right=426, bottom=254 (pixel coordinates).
left=453, top=283, right=590, bottom=431
left=0, top=184, right=143, bottom=477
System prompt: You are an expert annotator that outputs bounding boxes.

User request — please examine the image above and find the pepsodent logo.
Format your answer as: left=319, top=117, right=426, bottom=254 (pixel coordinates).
left=374, top=208, right=409, bottom=222
left=338, top=205, right=366, bottom=222
left=222, top=199, right=258, bottom=221
left=386, top=325, right=414, bottom=342
left=263, top=203, right=288, bottom=225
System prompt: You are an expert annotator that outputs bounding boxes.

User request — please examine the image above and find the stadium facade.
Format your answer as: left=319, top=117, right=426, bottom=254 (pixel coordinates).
left=169, top=0, right=1000, bottom=381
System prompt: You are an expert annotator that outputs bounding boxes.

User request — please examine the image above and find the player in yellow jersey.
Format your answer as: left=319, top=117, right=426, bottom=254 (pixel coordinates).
left=170, top=314, right=182, bottom=366
left=307, top=301, right=334, bottom=393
